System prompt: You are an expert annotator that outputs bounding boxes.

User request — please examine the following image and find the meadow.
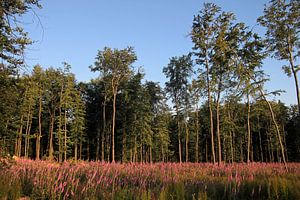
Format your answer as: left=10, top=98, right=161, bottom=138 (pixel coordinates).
left=0, top=158, right=299, bottom=200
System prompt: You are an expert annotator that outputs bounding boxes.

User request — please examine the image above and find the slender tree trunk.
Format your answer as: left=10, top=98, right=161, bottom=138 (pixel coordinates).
left=87, top=140, right=90, bottom=161
left=246, top=92, right=251, bottom=163
left=58, top=83, right=64, bottom=163
left=101, top=99, right=106, bottom=162
left=267, top=134, right=271, bottom=162
left=74, top=141, right=78, bottom=161
left=26, top=113, right=32, bottom=158
left=230, top=131, right=234, bottom=163
left=259, top=88, right=287, bottom=167
left=133, top=135, right=137, bottom=162
left=150, top=145, right=153, bottom=164
left=96, top=126, right=101, bottom=161
left=140, top=143, right=143, bottom=163
left=36, top=94, right=42, bottom=160
left=130, top=148, right=133, bottom=162
left=49, top=110, right=55, bottom=160
left=282, top=125, right=288, bottom=162
left=79, top=137, right=82, bottom=160
left=195, top=110, right=199, bottom=163
left=161, top=145, right=164, bottom=162
left=185, top=120, right=189, bottom=162
left=175, top=102, right=182, bottom=163
left=205, top=139, right=208, bottom=162
left=248, top=72, right=287, bottom=169
left=24, top=110, right=31, bottom=158
left=288, top=40, right=300, bottom=113
left=240, top=141, right=243, bottom=162
left=16, top=115, right=23, bottom=157
left=259, top=128, right=264, bottom=162
left=206, top=59, right=216, bottom=164
left=64, top=108, right=67, bottom=161
left=216, top=86, right=221, bottom=165
left=106, top=123, right=111, bottom=162
left=112, top=90, right=117, bottom=163
left=122, top=124, right=127, bottom=163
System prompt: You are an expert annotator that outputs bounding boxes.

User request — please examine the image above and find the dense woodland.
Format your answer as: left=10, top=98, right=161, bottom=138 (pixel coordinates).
left=0, top=0, right=299, bottom=164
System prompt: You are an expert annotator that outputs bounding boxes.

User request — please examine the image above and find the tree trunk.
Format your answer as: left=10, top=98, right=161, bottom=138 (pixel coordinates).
left=102, top=99, right=106, bottom=162
left=240, top=141, right=243, bottom=162
left=248, top=72, right=287, bottom=169
left=288, top=39, right=300, bottom=113
left=36, top=94, right=42, bottom=160
left=175, top=102, right=182, bottom=163
left=79, top=137, right=82, bottom=160
left=205, top=139, right=208, bottom=162
left=74, top=141, right=78, bottom=161
left=112, top=90, right=117, bottom=162
left=48, top=110, right=55, bottom=160
left=216, top=85, right=221, bottom=165
left=185, top=120, right=189, bottom=162
left=259, top=128, right=264, bottom=162
left=259, top=87, right=287, bottom=168
left=282, top=125, right=288, bottom=162
left=96, top=126, right=101, bottom=161
left=16, top=115, right=24, bottom=157
left=64, top=108, right=67, bottom=161
left=122, top=125, right=127, bottom=163
left=133, top=135, right=137, bottom=162
left=246, top=92, right=251, bottom=163
left=150, top=145, right=153, bottom=164
left=195, top=110, right=199, bottom=163
left=25, top=113, right=32, bottom=158
left=24, top=110, right=31, bottom=158
left=206, top=59, right=216, bottom=164
left=140, top=143, right=143, bottom=163
left=230, top=131, right=234, bottom=163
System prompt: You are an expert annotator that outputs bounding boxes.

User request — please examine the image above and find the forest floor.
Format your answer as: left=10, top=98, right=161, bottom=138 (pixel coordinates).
left=0, top=158, right=299, bottom=199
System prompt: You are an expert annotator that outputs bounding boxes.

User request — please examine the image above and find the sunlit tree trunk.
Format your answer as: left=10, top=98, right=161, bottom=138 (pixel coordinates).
left=195, top=109, right=199, bottom=163
left=246, top=92, right=251, bottom=163
left=175, top=102, right=182, bottom=163
left=206, top=58, right=216, bottom=164
left=216, top=81, right=222, bottom=165
left=101, top=98, right=106, bottom=162
left=111, top=89, right=117, bottom=162
left=36, top=93, right=42, bottom=160
left=185, top=121, right=189, bottom=162
left=48, top=110, right=55, bottom=160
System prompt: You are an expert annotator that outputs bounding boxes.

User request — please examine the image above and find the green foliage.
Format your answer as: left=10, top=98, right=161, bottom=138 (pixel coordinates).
left=0, top=0, right=41, bottom=66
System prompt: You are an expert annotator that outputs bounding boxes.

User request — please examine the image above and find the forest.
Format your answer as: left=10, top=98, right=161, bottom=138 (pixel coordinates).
left=0, top=0, right=300, bottom=164
left=0, top=0, right=300, bottom=199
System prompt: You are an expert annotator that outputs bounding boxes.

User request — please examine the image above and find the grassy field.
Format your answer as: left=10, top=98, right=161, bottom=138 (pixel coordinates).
left=0, top=158, right=299, bottom=200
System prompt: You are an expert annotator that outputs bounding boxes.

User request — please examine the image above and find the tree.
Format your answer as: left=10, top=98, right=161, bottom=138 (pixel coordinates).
left=70, top=85, right=86, bottom=161
left=90, top=47, right=136, bottom=162
left=191, top=3, right=221, bottom=164
left=258, top=0, right=300, bottom=113
left=236, top=31, right=266, bottom=163
left=0, top=0, right=41, bottom=66
left=163, top=54, right=193, bottom=163
left=44, top=68, right=62, bottom=160
left=32, top=65, right=44, bottom=160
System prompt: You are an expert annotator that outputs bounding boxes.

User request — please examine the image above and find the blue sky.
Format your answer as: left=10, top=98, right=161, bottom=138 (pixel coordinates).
left=23, top=0, right=297, bottom=106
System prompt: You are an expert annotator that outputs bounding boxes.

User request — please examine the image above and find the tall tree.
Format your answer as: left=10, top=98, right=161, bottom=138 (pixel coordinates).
left=90, top=47, right=136, bottom=162
left=258, top=0, right=300, bottom=113
left=163, top=54, right=193, bottom=163
left=191, top=3, right=221, bottom=164
left=32, top=65, right=44, bottom=160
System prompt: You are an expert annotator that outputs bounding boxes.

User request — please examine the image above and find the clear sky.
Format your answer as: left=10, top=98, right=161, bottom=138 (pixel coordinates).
left=23, top=0, right=297, bottom=106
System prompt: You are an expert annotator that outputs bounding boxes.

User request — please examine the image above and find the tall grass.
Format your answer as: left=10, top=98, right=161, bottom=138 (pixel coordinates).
left=0, top=158, right=299, bottom=199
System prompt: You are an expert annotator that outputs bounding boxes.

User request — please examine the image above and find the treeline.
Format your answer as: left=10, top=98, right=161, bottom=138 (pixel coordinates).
left=0, top=1, right=299, bottom=163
